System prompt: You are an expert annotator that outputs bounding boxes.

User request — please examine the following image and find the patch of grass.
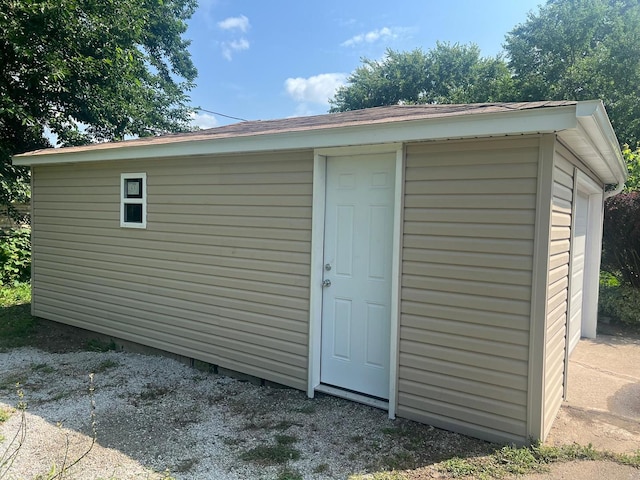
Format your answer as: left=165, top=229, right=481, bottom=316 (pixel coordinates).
left=86, top=338, right=117, bottom=352
left=0, top=406, right=12, bottom=422
left=138, top=384, right=172, bottom=401
left=274, top=434, right=297, bottom=445
left=0, top=284, right=36, bottom=350
left=31, top=363, right=55, bottom=374
left=313, top=463, right=329, bottom=474
left=382, top=451, right=415, bottom=471
left=93, top=359, right=119, bottom=373
left=0, top=283, right=31, bottom=306
left=276, top=466, right=303, bottom=480
left=295, top=403, right=316, bottom=414
left=240, top=435, right=301, bottom=465
left=0, top=373, right=26, bottom=391
left=438, top=442, right=638, bottom=479
left=348, top=472, right=408, bottom=480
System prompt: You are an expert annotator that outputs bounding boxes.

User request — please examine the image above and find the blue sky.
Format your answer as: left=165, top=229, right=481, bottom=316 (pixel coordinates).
left=186, top=0, right=543, bottom=128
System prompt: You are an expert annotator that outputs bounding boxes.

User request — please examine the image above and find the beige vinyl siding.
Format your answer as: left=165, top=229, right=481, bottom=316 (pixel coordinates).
left=398, top=137, right=539, bottom=443
left=542, top=148, right=575, bottom=437
left=31, top=151, right=313, bottom=390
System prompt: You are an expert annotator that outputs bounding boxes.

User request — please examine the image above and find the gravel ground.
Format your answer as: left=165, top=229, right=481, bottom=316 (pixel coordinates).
left=0, top=347, right=491, bottom=480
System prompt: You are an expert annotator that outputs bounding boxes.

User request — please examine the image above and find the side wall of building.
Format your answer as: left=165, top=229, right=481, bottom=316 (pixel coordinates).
left=541, top=145, right=575, bottom=437
left=397, top=137, right=540, bottom=443
left=31, top=150, right=313, bottom=390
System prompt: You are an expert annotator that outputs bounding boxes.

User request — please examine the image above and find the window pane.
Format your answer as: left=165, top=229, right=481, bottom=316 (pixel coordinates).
left=124, top=203, right=143, bottom=223
left=125, top=178, right=143, bottom=198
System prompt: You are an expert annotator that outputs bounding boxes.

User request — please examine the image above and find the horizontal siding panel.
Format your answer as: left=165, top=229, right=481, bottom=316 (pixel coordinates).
left=407, top=163, right=538, bottom=181
left=36, top=216, right=311, bottom=242
left=402, top=261, right=532, bottom=286
left=404, top=178, right=537, bottom=195
left=404, top=194, right=536, bottom=210
left=548, top=277, right=569, bottom=299
left=37, top=258, right=309, bottom=300
left=403, top=288, right=530, bottom=316
left=36, top=282, right=306, bottom=335
left=399, top=378, right=526, bottom=420
left=402, top=339, right=527, bottom=376
left=403, top=275, right=530, bottom=301
left=35, top=230, right=310, bottom=258
left=403, top=301, right=530, bottom=331
left=549, top=252, right=570, bottom=270
left=401, top=327, right=527, bottom=360
left=403, top=248, right=533, bottom=271
left=403, top=208, right=536, bottom=225
left=552, top=211, right=572, bottom=227
left=398, top=392, right=526, bottom=436
left=404, top=221, right=534, bottom=240
left=34, top=243, right=309, bottom=277
left=406, top=137, right=540, bottom=157
left=400, top=366, right=528, bottom=404
left=404, top=235, right=533, bottom=256
left=402, top=314, right=529, bottom=345
left=553, top=168, right=574, bottom=189
left=550, top=239, right=570, bottom=255
left=398, top=404, right=524, bottom=444
left=553, top=183, right=573, bottom=202
left=31, top=151, right=312, bottom=390
left=148, top=203, right=311, bottom=218
left=400, top=353, right=528, bottom=391
left=36, top=293, right=307, bottom=358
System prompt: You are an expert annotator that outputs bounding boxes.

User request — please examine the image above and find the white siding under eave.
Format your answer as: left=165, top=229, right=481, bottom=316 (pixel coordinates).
left=398, top=137, right=539, bottom=444
left=31, top=151, right=313, bottom=390
left=542, top=147, right=575, bottom=437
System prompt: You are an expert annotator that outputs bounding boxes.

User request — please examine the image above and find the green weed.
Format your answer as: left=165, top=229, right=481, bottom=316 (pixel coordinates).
left=86, top=338, right=117, bottom=352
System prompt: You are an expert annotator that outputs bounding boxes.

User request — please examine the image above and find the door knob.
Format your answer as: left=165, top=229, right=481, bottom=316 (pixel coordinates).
left=322, top=279, right=331, bottom=287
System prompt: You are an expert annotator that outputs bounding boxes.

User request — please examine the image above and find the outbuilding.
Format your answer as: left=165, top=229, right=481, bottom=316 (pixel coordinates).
left=14, top=101, right=626, bottom=444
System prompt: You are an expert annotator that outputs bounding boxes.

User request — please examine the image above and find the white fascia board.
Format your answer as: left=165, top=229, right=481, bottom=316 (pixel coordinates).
left=13, top=105, right=580, bottom=167
left=574, top=100, right=627, bottom=185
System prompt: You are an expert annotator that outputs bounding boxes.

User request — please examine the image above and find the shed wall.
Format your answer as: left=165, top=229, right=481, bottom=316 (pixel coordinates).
left=31, top=151, right=313, bottom=390
left=397, top=137, right=539, bottom=443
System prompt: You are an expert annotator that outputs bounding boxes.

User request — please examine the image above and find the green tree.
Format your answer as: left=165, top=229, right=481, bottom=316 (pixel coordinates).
left=504, top=0, right=640, bottom=146
left=622, top=144, right=640, bottom=192
left=329, top=43, right=514, bottom=112
left=0, top=0, right=198, bottom=220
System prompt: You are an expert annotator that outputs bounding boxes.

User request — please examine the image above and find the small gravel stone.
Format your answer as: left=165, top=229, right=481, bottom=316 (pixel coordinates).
left=0, top=347, right=489, bottom=479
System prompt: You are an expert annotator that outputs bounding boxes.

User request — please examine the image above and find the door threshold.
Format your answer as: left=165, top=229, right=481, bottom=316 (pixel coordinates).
left=315, top=384, right=389, bottom=411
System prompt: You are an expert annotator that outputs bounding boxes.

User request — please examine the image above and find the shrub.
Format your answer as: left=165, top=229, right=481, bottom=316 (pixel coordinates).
left=601, top=192, right=640, bottom=288
left=0, top=228, right=31, bottom=286
left=599, top=283, right=640, bottom=326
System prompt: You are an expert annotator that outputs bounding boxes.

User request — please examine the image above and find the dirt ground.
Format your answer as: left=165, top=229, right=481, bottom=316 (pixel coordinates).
left=1, top=318, right=639, bottom=479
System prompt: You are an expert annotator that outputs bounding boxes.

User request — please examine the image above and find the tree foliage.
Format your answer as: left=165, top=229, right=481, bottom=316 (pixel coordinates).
left=0, top=0, right=198, bottom=219
left=504, top=0, right=640, bottom=146
left=602, top=192, right=640, bottom=287
left=329, top=43, right=514, bottom=112
left=622, top=144, right=640, bottom=192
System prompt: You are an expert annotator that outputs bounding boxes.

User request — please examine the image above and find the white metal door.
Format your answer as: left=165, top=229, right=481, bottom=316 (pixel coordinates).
left=320, top=153, right=395, bottom=399
left=569, top=192, right=588, bottom=354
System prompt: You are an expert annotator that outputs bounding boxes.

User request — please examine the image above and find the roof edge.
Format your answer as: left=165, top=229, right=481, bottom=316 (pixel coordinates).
left=575, top=100, right=627, bottom=186
left=13, top=104, right=580, bottom=166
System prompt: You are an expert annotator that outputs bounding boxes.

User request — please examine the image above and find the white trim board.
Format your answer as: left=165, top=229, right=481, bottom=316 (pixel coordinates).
left=307, top=145, right=403, bottom=420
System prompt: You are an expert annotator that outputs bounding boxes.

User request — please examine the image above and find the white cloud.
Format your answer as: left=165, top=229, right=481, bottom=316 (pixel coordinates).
left=221, top=37, right=250, bottom=61
left=189, top=112, right=219, bottom=129
left=217, top=15, right=250, bottom=32
left=341, top=27, right=395, bottom=47
left=284, top=73, right=347, bottom=105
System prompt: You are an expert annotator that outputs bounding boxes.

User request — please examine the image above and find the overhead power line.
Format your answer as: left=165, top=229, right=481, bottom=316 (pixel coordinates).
left=196, top=108, right=248, bottom=122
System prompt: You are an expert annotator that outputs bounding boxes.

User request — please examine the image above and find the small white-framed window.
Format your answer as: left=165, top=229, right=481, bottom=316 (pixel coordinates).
left=120, top=172, right=147, bottom=228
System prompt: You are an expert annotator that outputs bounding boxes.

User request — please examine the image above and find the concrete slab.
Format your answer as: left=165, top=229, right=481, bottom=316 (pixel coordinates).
left=545, top=334, right=640, bottom=454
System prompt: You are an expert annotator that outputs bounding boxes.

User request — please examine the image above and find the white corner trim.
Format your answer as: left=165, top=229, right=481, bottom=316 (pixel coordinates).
left=527, top=134, right=555, bottom=440
left=388, top=146, right=405, bottom=420
left=307, top=154, right=326, bottom=397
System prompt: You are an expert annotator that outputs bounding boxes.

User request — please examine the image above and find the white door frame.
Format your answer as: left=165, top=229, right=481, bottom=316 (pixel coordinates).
left=307, top=143, right=404, bottom=419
